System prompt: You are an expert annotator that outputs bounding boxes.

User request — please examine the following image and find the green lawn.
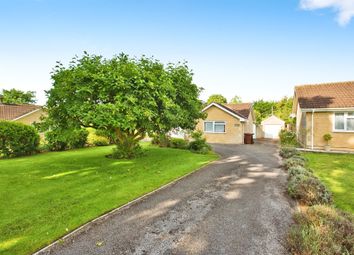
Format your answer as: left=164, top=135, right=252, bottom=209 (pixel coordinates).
left=0, top=144, right=217, bottom=255
left=303, top=152, right=354, bottom=214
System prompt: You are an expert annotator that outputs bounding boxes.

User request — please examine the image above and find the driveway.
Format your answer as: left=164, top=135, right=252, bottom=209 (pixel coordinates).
left=40, top=143, right=294, bottom=255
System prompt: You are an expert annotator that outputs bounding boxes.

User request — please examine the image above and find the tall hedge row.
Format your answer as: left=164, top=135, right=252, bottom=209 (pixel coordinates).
left=0, top=120, right=40, bottom=157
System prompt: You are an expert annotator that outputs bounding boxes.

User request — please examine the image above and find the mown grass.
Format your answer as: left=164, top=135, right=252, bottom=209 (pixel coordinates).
left=303, top=152, right=354, bottom=214
left=0, top=144, right=217, bottom=255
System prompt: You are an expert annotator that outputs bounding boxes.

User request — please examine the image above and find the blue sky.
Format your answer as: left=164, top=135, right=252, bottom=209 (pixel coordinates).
left=0, top=0, right=354, bottom=104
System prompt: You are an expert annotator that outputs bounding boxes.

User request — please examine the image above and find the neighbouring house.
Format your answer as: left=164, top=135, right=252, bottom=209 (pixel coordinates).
left=292, top=81, right=354, bottom=151
left=261, top=115, right=285, bottom=139
left=0, top=103, right=44, bottom=125
left=196, top=102, right=255, bottom=144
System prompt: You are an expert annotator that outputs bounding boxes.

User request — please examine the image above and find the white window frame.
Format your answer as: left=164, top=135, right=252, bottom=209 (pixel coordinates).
left=203, top=121, right=226, bottom=133
left=333, top=112, right=354, bottom=132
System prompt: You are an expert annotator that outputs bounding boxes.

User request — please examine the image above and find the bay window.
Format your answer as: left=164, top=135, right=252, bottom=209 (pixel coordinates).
left=334, top=112, right=354, bottom=131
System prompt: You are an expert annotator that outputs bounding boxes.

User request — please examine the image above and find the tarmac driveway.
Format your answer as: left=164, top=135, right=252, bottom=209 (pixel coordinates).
left=40, top=143, right=294, bottom=255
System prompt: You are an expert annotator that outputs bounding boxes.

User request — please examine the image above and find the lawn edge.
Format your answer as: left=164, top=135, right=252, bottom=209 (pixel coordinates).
left=32, top=152, right=219, bottom=255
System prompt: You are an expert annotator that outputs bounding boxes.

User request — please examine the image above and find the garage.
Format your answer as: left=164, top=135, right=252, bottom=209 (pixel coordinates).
left=261, top=115, right=285, bottom=139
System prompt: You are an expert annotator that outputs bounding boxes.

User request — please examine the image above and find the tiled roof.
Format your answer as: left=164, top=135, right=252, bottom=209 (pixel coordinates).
left=221, top=103, right=253, bottom=119
left=0, top=104, right=42, bottom=120
left=295, top=81, right=354, bottom=109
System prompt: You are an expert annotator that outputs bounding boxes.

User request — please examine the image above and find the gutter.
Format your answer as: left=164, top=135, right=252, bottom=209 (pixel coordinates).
left=301, top=107, right=354, bottom=112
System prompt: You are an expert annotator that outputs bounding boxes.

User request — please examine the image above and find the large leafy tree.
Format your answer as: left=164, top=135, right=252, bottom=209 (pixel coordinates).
left=253, top=97, right=293, bottom=124
left=45, top=53, right=204, bottom=158
left=206, top=94, right=227, bottom=105
left=0, top=89, right=36, bottom=104
left=274, top=96, right=294, bottom=124
left=229, top=95, right=242, bottom=104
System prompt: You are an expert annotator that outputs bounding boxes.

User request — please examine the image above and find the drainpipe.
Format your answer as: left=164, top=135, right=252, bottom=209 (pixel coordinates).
left=311, top=109, right=314, bottom=150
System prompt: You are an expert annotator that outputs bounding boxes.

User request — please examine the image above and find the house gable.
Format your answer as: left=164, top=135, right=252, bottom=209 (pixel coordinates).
left=202, top=103, right=247, bottom=121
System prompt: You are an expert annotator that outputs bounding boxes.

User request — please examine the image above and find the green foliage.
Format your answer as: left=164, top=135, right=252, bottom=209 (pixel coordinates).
left=45, top=128, right=88, bottom=151
left=288, top=205, right=354, bottom=255
left=288, top=166, right=313, bottom=179
left=229, top=95, right=242, bottom=104
left=0, top=88, right=36, bottom=104
left=111, top=142, right=144, bottom=159
left=253, top=99, right=276, bottom=124
left=87, top=128, right=110, bottom=146
left=151, top=133, right=171, bottom=147
left=0, top=120, right=39, bottom=157
left=170, top=138, right=189, bottom=149
left=323, top=133, right=332, bottom=143
left=279, top=147, right=300, bottom=158
left=188, top=130, right=211, bottom=154
left=44, top=52, right=204, bottom=158
left=279, top=129, right=298, bottom=146
left=206, top=94, right=227, bottom=105
left=287, top=174, right=332, bottom=205
left=253, top=97, right=293, bottom=124
left=283, top=156, right=306, bottom=170
left=95, top=129, right=116, bottom=144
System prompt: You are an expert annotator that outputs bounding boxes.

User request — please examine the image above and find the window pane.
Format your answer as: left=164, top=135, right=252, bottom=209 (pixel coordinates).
left=335, top=113, right=345, bottom=130
left=348, top=112, right=354, bottom=117
left=204, top=122, right=213, bottom=132
left=347, top=118, right=354, bottom=131
left=214, top=122, right=225, bottom=132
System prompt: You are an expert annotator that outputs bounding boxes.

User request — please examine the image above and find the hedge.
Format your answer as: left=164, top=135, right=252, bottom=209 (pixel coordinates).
left=0, top=120, right=40, bottom=157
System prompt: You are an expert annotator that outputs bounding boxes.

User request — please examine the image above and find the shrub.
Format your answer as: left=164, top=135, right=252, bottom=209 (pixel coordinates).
left=95, top=129, right=116, bottom=144
left=0, top=120, right=40, bottom=157
left=279, top=147, right=300, bottom=158
left=151, top=133, right=171, bottom=147
left=111, top=143, right=144, bottom=159
left=283, top=156, right=306, bottom=170
left=188, top=131, right=211, bottom=154
left=279, top=129, right=298, bottom=146
left=288, top=205, right=354, bottom=255
left=170, top=138, right=188, bottom=149
left=87, top=128, right=110, bottom=146
left=45, top=128, right=88, bottom=151
left=288, top=166, right=313, bottom=179
left=287, top=174, right=332, bottom=205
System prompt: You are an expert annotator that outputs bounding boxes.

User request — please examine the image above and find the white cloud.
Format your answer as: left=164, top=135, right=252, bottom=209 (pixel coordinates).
left=300, top=0, right=354, bottom=26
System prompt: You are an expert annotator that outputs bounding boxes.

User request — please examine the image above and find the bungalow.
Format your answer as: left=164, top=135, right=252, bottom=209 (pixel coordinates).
left=292, top=81, right=354, bottom=151
left=196, top=102, right=255, bottom=144
left=0, top=103, right=44, bottom=125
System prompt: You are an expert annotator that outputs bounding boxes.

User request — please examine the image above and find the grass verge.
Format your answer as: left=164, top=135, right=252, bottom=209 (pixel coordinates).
left=0, top=143, right=217, bottom=255
left=303, top=152, right=354, bottom=214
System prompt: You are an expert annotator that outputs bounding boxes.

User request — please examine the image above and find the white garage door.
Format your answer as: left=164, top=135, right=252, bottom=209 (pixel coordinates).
left=264, top=124, right=282, bottom=139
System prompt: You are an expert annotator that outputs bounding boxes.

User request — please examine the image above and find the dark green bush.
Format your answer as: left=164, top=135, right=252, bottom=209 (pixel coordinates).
left=279, top=129, right=298, bottom=146
left=111, top=142, right=144, bottom=159
left=279, top=147, right=300, bottom=158
left=288, top=174, right=332, bottom=205
left=0, top=120, right=40, bottom=157
left=45, top=128, right=88, bottom=151
left=283, top=156, right=306, bottom=170
left=188, top=131, right=211, bottom=154
left=288, top=205, right=354, bottom=255
left=170, top=138, right=188, bottom=149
